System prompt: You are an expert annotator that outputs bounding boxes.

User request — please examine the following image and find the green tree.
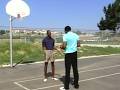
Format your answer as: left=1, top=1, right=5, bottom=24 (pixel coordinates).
left=0, top=30, right=6, bottom=35
left=97, top=0, right=120, bottom=32
left=97, top=17, right=107, bottom=30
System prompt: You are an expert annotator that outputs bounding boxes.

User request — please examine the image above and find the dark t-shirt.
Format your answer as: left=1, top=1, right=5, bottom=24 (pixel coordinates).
left=42, top=36, right=55, bottom=50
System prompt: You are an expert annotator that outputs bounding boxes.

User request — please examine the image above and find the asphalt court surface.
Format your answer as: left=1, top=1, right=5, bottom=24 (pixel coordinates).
left=0, top=54, right=120, bottom=90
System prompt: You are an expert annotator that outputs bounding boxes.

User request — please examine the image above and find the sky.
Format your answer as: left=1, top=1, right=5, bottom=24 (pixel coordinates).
left=0, top=0, right=115, bottom=31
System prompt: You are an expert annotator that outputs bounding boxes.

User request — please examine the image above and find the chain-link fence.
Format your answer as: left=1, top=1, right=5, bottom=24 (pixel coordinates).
left=1, top=26, right=120, bottom=44
left=0, top=26, right=120, bottom=66
left=80, top=31, right=120, bottom=45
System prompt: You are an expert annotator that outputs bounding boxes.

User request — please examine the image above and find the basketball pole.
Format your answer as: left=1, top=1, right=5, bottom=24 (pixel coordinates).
left=9, top=16, right=13, bottom=67
left=6, top=0, right=30, bottom=67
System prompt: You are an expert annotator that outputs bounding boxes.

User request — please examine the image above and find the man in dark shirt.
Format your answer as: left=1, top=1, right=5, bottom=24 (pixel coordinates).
left=42, top=30, right=58, bottom=82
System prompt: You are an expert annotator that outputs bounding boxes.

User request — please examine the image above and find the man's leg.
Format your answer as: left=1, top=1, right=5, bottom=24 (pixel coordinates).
left=51, top=61, right=58, bottom=80
left=44, top=62, right=48, bottom=82
left=51, top=50, right=55, bottom=78
left=48, top=50, right=58, bottom=80
left=72, top=52, right=79, bottom=88
left=64, top=53, right=71, bottom=89
left=43, top=50, right=49, bottom=82
left=51, top=61, right=55, bottom=78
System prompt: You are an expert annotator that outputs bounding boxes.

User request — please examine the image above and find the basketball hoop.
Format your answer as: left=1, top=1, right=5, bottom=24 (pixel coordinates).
left=6, top=0, right=30, bottom=18
left=5, top=0, right=30, bottom=67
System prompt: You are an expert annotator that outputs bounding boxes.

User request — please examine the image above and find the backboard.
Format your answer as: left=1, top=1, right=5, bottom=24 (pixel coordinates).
left=6, top=0, right=30, bottom=18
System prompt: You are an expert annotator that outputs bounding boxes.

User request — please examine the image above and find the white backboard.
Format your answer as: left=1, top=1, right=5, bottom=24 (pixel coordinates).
left=6, top=0, right=30, bottom=18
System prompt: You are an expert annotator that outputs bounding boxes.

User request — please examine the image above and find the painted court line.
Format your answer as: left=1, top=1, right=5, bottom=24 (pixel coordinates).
left=5, top=54, right=119, bottom=67
left=12, top=55, right=120, bottom=84
left=14, top=82, right=30, bottom=90
left=16, top=64, right=120, bottom=83
left=32, top=72, right=120, bottom=90
left=14, top=64, right=120, bottom=83
left=79, top=64, right=120, bottom=73
left=80, top=72, right=120, bottom=82
left=16, top=77, right=43, bottom=83
left=14, top=64, right=120, bottom=90
left=0, top=74, right=43, bottom=84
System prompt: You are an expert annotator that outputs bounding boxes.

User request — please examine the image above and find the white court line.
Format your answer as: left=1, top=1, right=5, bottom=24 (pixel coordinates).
left=32, top=84, right=63, bottom=90
left=32, top=72, right=120, bottom=90
left=0, top=75, right=44, bottom=84
left=14, top=82, right=30, bottom=90
left=14, top=64, right=120, bottom=90
left=16, top=77, right=43, bottom=83
left=4, top=54, right=119, bottom=67
left=80, top=72, right=120, bottom=82
left=15, top=64, right=120, bottom=83
left=79, top=64, right=120, bottom=73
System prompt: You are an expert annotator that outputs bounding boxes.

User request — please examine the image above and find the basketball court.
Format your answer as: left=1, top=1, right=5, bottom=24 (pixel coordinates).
left=0, top=54, right=120, bottom=90
left=3, top=0, right=120, bottom=89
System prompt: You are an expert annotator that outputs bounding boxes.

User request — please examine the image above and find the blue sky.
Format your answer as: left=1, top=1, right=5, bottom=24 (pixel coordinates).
left=0, top=0, right=114, bottom=30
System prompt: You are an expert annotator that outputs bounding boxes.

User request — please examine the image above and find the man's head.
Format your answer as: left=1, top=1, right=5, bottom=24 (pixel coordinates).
left=64, top=26, right=71, bottom=33
left=47, top=30, right=51, bottom=37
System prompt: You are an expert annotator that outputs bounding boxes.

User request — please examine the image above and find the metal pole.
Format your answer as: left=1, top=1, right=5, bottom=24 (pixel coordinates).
left=9, top=16, right=13, bottom=67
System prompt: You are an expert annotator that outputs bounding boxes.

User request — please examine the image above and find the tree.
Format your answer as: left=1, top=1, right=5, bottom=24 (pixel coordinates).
left=97, top=17, right=107, bottom=30
left=97, top=0, right=120, bottom=32
left=0, top=30, right=6, bottom=35
left=74, top=30, right=82, bottom=35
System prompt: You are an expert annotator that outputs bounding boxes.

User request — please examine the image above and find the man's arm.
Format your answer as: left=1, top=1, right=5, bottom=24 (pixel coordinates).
left=53, top=39, right=56, bottom=50
left=77, top=40, right=80, bottom=47
left=42, top=39, right=46, bottom=50
left=42, top=46, right=46, bottom=50
left=60, top=42, right=67, bottom=50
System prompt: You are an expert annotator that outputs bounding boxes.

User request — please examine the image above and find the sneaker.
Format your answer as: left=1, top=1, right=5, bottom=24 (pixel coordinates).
left=60, top=87, right=69, bottom=90
left=74, top=84, right=79, bottom=89
left=43, top=78, right=47, bottom=82
left=52, top=77, right=58, bottom=81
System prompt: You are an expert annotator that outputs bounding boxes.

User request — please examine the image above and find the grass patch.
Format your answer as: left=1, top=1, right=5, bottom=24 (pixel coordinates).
left=78, top=46, right=120, bottom=57
left=0, top=42, right=120, bottom=65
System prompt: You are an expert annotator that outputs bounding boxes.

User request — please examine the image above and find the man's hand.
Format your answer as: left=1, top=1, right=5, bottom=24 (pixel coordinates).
left=60, top=44, right=65, bottom=50
left=54, top=46, right=64, bottom=55
left=60, top=42, right=66, bottom=50
left=77, top=44, right=80, bottom=47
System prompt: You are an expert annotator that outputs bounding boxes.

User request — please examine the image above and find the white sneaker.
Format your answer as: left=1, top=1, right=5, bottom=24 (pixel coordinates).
left=52, top=77, right=58, bottom=81
left=60, top=87, right=68, bottom=90
left=43, top=78, right=47, bottom=82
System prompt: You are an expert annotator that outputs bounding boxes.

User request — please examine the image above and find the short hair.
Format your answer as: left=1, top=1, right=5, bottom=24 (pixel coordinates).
left=65, top=26, right=71, bottom=32
left=47, top=30, right=51, bottom=34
